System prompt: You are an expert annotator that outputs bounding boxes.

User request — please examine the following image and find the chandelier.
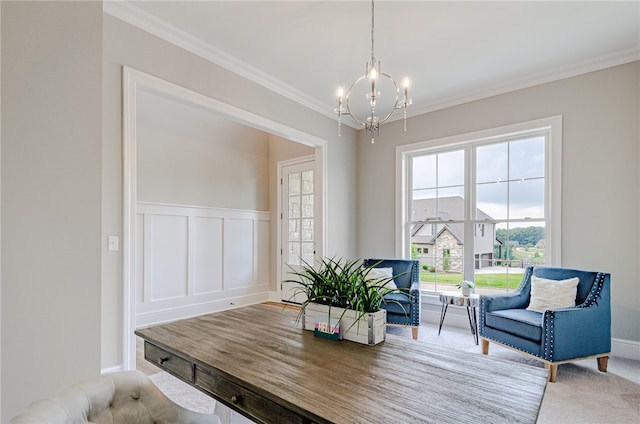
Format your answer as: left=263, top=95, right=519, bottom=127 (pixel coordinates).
left=335, top=0, right=412, bottom=143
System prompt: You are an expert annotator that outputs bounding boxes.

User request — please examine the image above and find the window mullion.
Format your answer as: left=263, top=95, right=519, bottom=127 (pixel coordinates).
left=463, top=145, right=475, bottom=280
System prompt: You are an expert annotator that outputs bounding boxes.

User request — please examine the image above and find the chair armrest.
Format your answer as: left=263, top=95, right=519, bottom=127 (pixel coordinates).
left=409, top=281, right=420, bottom=298
left=479, top=291, right=529, bottom=313
left=542, top=304, right=611, bottom=361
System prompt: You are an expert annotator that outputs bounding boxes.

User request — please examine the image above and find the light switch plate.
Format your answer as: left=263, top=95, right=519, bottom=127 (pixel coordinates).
left=108, top=236, right=119, bottom=252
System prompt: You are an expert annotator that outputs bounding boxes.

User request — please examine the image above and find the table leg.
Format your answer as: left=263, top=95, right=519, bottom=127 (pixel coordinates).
left=438, top=302, right=449, bottom=336
left=466, top=306, right=479, bottom=345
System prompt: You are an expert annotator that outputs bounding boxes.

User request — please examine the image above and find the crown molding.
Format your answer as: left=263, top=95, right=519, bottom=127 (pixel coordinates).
left=103, top=1, right=348, bottom=125
left=405, top=46, right=640, bottom=119
left=104, top=1, right=638, bottom=129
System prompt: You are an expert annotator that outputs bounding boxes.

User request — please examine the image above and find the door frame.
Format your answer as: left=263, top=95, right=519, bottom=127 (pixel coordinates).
left=122, top=67, right=327, bottom=370
left=276, top=155, right=324, bottom=303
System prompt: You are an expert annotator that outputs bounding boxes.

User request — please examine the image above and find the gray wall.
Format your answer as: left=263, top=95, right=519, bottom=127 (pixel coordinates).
left=357, top=62, right=640, bottom=342
left=137, top=90, right=272, bottom=211
left=1, top=1, right=103, bottom=420
left=0, top=3, right=357, bottom=419
left=101, top=13, right=358, bottom=372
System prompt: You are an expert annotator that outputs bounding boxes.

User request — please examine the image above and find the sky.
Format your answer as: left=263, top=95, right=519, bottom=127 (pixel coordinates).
left=412, top=136, right=545, bottom=222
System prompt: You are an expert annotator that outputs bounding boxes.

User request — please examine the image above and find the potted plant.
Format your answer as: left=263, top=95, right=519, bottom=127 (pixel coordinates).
left=457, top=280, right=475, bottom=296
left=285, top=257, right=403, bottom=345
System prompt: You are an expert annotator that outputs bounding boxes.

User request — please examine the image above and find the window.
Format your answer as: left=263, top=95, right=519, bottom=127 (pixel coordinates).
left=397, top=117, right=562, bottom=295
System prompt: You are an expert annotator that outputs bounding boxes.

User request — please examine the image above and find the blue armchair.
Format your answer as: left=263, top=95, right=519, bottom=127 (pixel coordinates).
left=364, top=259, right=421, bottom=339
left=479, top=266, right=611, bottom=382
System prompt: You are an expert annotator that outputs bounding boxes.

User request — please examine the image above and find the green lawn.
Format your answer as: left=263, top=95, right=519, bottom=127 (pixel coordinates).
left=420, top=271, right=523, bottom=289
left=512, top=247, right=545, bottom=264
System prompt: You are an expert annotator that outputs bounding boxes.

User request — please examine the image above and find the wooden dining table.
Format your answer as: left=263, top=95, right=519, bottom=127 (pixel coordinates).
left=136, top=303, right=548, bottom=424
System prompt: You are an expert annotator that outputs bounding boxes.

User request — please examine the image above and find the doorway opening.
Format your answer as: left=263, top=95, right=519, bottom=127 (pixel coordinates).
left=122, top=67, right=327, bottom=370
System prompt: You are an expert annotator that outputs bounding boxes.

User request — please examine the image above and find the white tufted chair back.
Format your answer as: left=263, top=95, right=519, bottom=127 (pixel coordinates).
left=10, top=370, right=220, bottom=424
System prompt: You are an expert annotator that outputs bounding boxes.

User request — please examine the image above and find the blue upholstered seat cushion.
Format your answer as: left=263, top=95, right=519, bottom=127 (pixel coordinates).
left=485, top=309, right=543, bottom=342
left=382, top=292, right=410, bottom=315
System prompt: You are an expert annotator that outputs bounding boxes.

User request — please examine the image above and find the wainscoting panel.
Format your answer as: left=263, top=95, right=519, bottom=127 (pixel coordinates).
left=223, top=218, right=255, bottom=290
left=192, top=216, right=224, bottom=295
left=148, top=214, right=189, bottom=301
left=136, top=203, right=271, bottom=327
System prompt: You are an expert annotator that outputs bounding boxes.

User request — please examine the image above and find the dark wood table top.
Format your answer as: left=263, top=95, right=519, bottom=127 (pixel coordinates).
left=136, top=303, right=548, bottom=424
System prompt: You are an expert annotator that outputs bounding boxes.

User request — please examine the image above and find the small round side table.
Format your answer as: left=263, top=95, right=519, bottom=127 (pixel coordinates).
left=438, top=290, right=480, bottom=345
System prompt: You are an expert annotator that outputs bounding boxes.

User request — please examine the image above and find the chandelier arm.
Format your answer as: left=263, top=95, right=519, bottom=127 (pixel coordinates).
left=344, top=72, right=400, bottom=128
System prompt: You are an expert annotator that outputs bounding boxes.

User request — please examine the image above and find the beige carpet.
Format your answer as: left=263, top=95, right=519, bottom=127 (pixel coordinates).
left=147, top=323, right=639, bottom=423
left=148, top=372, right=217, bottom=414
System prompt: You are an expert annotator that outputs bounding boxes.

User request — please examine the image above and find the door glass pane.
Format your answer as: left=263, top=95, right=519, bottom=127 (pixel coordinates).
left=302, top=170, right=314, bottom=194
left=289, top=173, right=300, bottom=195
left=289, top=219, right=300, bottom=241
left=301, top=219, right=314, bottom=241
left=289, top=195, right=301, bottom=218
left=285, top=168, right=314, bottom=267
left=288, top=243, right=300, bottom=266
left=301, top=194, right=314, bottom=218
left=301, top=242, right=314, bottom=264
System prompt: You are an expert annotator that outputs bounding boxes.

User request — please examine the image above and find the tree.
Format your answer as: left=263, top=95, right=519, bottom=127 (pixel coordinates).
left=495, top=226, right=544, bottom=247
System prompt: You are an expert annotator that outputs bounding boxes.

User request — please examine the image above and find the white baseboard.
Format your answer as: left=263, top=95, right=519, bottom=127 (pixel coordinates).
left=611, top=338, right=640, bottom=361
left=135, top=292, right=272, bottom=328
left=101, top=364, right=124, bottom=374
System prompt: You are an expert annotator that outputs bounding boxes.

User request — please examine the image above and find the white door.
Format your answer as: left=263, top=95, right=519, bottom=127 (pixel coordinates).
left=280, top=159, right=318, bottom=304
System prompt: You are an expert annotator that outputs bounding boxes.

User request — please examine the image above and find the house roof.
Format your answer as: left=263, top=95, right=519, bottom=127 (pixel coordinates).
left=411, top=196, right=493, bottom=244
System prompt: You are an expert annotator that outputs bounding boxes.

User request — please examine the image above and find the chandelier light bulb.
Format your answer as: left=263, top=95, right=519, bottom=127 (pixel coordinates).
left=369, top=67, right=378, bottom=80
left=337, top=87, right=344, bottom=97
left=403, top=78, right=409, bottom=88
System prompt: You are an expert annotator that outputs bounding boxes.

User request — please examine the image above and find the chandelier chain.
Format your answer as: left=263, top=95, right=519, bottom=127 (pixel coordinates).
left=370, top=0, right=375, bottom=65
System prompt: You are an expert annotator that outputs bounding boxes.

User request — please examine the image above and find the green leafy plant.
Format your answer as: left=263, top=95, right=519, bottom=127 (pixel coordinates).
left=456, top=280, right=475, bottom=290
left=285, top=257, right=406, bottom=325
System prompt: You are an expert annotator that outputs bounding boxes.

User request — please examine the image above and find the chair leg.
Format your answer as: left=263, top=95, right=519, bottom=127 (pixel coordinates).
left=481, top=339, right=489, bottom=354
left=411, top=327, right=418, bottom=340
left=597, top=356, right=609, bottom=373
left=545, top=363, right=558, bottom=382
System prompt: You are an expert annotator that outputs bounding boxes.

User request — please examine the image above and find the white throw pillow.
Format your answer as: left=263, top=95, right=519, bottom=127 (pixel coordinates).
left=526, top=275, right=580, bottom=313
left=366, top=267, right=398, bottom=290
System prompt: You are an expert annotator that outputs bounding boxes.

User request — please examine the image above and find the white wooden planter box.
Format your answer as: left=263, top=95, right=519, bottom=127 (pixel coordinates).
left=301, top=303, right=386, bottom=346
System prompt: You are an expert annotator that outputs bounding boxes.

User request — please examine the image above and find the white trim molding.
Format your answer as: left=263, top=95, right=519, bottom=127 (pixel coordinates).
left=104, top=1, right=337, bottom=125
left=122, top=66, right=328, bottom=371
left=611, top=338, right=640, bottom=361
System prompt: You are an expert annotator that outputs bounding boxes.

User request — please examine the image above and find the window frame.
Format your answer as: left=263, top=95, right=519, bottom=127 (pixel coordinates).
left=395, top=116, right=563, bottom=289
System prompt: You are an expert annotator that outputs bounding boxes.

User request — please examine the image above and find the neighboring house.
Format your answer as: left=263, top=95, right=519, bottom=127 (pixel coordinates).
left=411, top=196, right=495, bottom=272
